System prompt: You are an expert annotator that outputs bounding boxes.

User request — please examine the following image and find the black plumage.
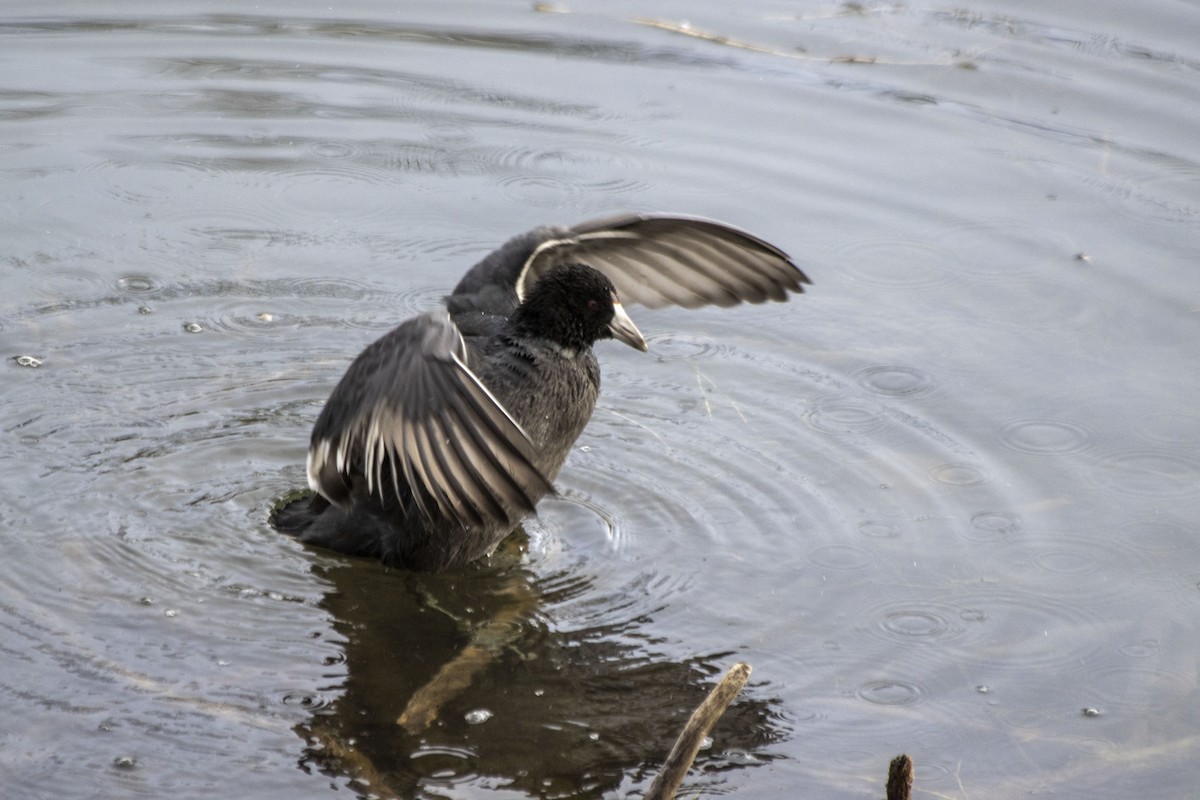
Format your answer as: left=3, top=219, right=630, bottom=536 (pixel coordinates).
left=271, top=214, right=809, bottom=570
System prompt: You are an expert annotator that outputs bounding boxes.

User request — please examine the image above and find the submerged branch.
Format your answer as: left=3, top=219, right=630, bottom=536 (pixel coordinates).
left=645, top=661, right=752, bottom=800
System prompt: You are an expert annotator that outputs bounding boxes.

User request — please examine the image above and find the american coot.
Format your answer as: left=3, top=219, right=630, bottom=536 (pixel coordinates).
left=272, top=214, right=809, bottom=570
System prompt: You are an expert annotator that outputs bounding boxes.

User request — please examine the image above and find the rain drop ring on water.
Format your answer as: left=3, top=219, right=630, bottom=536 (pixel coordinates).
left=805, top=396, right=887, bottom=437
left=881, top=609, right=953, bottom=640
left=857, top=679, right=925, bottom=706
left=806, top=543, right=876, bottom=571
left=854, top=365, right=937, bottom=397
left=115, top=274, right=159, bottom=294
left=929, top=462, right=988, bottom=486
left=998, top=417, right=1095, bottom=456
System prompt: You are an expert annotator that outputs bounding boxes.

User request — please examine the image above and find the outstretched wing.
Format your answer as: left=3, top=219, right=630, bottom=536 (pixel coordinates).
left=515, top=214, right=809, bottom=309
left=306, top=311, right=555, bottom=528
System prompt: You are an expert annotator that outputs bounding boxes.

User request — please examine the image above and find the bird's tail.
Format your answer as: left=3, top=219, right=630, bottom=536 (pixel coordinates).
left=269, top=489, right=329, bottom=535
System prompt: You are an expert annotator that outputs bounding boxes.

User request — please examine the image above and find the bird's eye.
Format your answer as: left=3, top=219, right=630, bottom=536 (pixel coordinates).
left=586, top=298, right=599, bottom=313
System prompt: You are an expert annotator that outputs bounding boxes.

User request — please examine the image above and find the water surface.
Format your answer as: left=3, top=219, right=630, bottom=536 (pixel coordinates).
left=3, top=2, right=1199, bottom=798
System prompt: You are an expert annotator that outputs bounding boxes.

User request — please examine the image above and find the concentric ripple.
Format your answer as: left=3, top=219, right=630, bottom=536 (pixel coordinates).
left=937, top=589, right=1110, bottom=673
left=644, top=331, right=727, bottom=361
left=804, top=394, right=889, bottom=437
left=857, top=679, right=927, bottom=706
left=854, top=364, right=938, bottom=398
left=1132, top=410, right=1200, bottom=446
left=926, top=218, right=1078, bottom=281
left=115, top=273, right=163, bottom=295
left=805, top=543, right=877, bottom=571
left=998, top=417, right=1097, bottom=456
left=1092, top=449, right=1200, bottom=497
left=867, top=600, right=967, bottom=645
left=929, top=462, right=989, bottom=486
left=833, top=237, right=957, bottom=291
left=1077, top=662, right=1195, bottom=714
left=961, top=510, right=1023, bottom=543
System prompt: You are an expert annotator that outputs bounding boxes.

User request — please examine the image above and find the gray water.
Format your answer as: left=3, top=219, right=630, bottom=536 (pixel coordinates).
left=3, top=2, right=1199, bottom=798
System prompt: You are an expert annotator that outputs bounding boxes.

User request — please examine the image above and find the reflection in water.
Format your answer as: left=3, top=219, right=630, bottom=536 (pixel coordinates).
left=295, top=539, right=783, bottom=797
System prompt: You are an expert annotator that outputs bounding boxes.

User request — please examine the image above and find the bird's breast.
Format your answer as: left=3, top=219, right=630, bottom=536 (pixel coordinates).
left=480, top=349, right=600, bottom=479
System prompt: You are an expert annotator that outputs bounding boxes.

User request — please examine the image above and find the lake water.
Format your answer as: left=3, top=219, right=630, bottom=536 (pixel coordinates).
left=3, top=2, right=1198, bottom=798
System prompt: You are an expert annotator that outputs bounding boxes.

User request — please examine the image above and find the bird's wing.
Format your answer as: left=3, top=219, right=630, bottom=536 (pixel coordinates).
left=514, top=214, right=810, bottom=309
left=306, top=311, right=555, bottom=528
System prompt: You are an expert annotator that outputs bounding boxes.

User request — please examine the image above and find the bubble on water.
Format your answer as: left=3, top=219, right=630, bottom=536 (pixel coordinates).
left=279, top=690, right=332, bottom=710
left=930, top=462, right=988, bottom=486
left=116, top=274, right=159, bottom=293
left=464, top=708, right=493, bottom=725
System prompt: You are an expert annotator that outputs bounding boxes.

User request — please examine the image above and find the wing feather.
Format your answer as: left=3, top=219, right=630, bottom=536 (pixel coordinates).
left=515, top=214, right=808, bottom=309
left=306, top=311, right=554, bottom=528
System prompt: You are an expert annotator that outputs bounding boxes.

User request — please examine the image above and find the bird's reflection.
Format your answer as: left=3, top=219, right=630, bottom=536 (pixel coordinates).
left=295, top=531, right=784, bottom=798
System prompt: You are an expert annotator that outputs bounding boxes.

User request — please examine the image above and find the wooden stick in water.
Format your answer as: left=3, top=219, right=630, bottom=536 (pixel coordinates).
left=645, top=661, right=752, bottom=800
left=887, top=754, right=914, bottom=800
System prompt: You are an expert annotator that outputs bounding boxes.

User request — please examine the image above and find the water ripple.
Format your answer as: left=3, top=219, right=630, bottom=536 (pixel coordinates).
left=926, top=218, right=1078, bottom=281
left=1092, top=448, right=1200, bottom=497
left=409, top=744, right=478, bottom=784
left=833, top=237, right=956, bottom=291
left=804, top=394, right=889, bottom=438
left=962, top=510, right=1023, bottom=543
left=929, top=462, right=990, bottom=486
left=1078, top=662, right=1195, bottom=714
left=940, top=589, right=1110, bottom=673
left=998, top=417, right=1097, bottom=456
left=856, top=679, right=927, bottom=706
left=1133, top=410, right=1200, bottom=446
left=854, top=364, right=938, bottom=398
left=869, top=600, right=966, bottom=644
left=857, top=520, right=902, bottom=539
left=645, top=331, right=726, bottom=361
left=805, top=544, right=876, bottom=571
left=115, top=274, right=163, bottom=295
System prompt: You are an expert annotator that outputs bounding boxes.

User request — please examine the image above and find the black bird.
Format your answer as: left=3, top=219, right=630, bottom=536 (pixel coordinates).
left=271, top=214, right=809, bottom=570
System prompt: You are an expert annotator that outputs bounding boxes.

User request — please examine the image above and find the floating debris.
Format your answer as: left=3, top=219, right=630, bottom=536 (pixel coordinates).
left=14, top=355, right=43, bottom=368
left=183, top=322, right=203, bottom=333
left=1082, top=707, right=1101, bottom=717
left=256, top=311, right=275, bottom=322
